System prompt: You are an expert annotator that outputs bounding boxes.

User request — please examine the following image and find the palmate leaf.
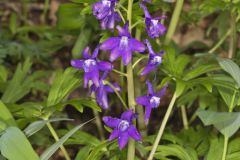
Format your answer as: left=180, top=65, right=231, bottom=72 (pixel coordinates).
left=46, top=67, right=82, bottom=107
left=197, top=110, right=240, bottom=138
left=40, top=118, right=94, bottom=160
left=0, top=127, right=39, bottom=160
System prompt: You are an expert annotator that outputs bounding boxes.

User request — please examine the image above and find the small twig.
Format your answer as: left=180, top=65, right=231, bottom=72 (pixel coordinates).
left=113, top=69, right=127, bottom=76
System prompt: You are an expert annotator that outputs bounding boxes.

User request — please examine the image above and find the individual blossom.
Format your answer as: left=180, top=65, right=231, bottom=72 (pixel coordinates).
left=90, top=72, right=120, bottom=109
left=103, top=110, right=142, bottom=149
left=100, top=23, right=145, bottom=65
left=136, top=80, right=167, bottom=124
left=71, top=46, right=113, bottom=88
left=140, top=2, right=167, bottom=38
left=92, top=0, right=121, bottom=30
left=142, top=0, right=152, bottom=3
left=141, top=39, right=165, bottom=75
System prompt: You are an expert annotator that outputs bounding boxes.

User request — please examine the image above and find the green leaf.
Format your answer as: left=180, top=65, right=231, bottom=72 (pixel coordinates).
left=184, top=64, right=220, bottom=81
left=197, top=110, right=240, bottom=137
left=55, top=99, right=101, bottom=113
left=206, top=136, right=224, bottom=160
left=70, top=0, right=96, bottom=4
left=218, top=58, right=240, bottom=87
left=57, top=4, right=83, bottom=30
left=86, top=140, right=112, bottom=160
left=217, top=87, right=239, bottom=109
left=40, top=118, right=94, bottom=160
left=75, top=146, right=91, bottom=160
left=9, top=12, right=17, bottom=34
left=0, top=65, right=8, bottom=82
left=0, top=101, right=16, bottom=127
left=24, top=118, right=73, bottom=137
left=176, top=80, right=186, bottom=97
left=0, top=127, right=39, bottom=160
left=72, top=29, right=92, bottom=58
left=152, top=144, right=198, bottom=160
left=47, top=68, right=82, bottom=107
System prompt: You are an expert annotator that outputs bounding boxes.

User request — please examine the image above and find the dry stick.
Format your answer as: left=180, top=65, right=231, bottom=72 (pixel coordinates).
left=147, top=0, right=184, bottom=159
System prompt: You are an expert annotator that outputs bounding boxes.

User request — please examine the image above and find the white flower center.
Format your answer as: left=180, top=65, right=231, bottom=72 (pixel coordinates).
left=151, top=56, right=162, bottom=64
left=118, top=120, right=129, bottom=132
left=102, top=0, right=111, bottom=7
left=119, top=36, right=129, bottom=50
left=151, top=19, right=159, bottom=27
left=83, top=59, right=96, bottom=72
left=150, top=96, right=160, bottom=108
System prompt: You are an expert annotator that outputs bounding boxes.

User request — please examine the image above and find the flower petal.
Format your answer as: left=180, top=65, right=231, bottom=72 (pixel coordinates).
left=122, top=49, right=132, bottom=65
left=128, top=125, right=142, bottom=141
left=118, top=131, right=129, bottom=150
left=109, top=128, right=119, bottom=141
left=146, top=79, right=154, bottom=95
left=102, top=116, right=121, bottom=128
left=71, top=60, right=84, bottom=69
left=82, top=47, right=91, bottom=59
left=136, top=96, right=149, bottom=106
left=96, top=86, right=109, bottom=109
left=90, top=69, right=100, bottom=87
left=116, top=23, right=131, bottom=37
left=144, top=105, right=152, bottom=124
left=121, top=110, right=136, bottom=122
left=140, top=2, right=151, bottom=18
left=97, top=61, right=113, bottom=71
left=140, top=65, right=155, bottom=75
left=129, top=39, right=145, bottom=52
left=83, top=72, right=90, bottom=88
left=144, top=39, right=155, bottom=55
left=100, top=37, right=120, bottom=50
left=156, top=85, right=168, bottom=97
left=110, top=47, right=121, bottom=62
left=104, top=83, right=121, bottom=93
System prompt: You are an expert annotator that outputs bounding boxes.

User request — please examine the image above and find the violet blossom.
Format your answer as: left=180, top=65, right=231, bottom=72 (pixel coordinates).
left=136, top=80, right=167, bottom=124
left=140, top=2, right=166, bottom=38
left=71, top=46, right=113, bottom=88
left=100, top=23, right=145, bottom=65
left=90, top=72, right=120, bottom=109
left=92, top=0, right=121, bottom=30
left=141, top=39, right=165, bottom=75
left=103, top=110, right=142, bottom=149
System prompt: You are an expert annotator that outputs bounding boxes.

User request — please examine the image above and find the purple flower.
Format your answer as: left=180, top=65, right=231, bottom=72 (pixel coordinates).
left=90, top=72, right=120, bottom=109
left=92, top=0, right=121, bottom=30
left=136, top=80, right=167, bottom=124
left=140, top=3, right=166, bottom=38
left=103, top=110, right=142, bottom=149
left=71, top=46, right=113, bottom=88
left=141, top=39, right=165, bottom=75
left=142, top=0, right=152, bottom=3
left=100, top=23, right=145, bottom=65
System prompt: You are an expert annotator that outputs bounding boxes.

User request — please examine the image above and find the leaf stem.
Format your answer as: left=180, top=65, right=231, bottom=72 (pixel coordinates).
left=46, top=122, right=71, bottom=160
left=113, top=69, right=127, bottom=76
left=147, top=92, right=177, bottom=160
left=164, top=0, right=184, bottom=45
left=104, top=81, right=128, bottom=110
left=180, top=105, right=189, bottom=130
left=222, top=136, right=229, bottom=160
left=228, top=12, right=237, bottom=59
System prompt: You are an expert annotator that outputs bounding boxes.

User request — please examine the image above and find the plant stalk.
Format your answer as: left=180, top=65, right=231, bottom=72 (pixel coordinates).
left=180, top=105, right=189, bottom=130
left=222, top=136, right=229, bottom=160
left=164, top=0, right=184, bottom=45
left=46, top=122, right=71, bottom=160
left=228, top=12, right=237, bottom=59
left=126, top=0, right=136, bottom=159
left=147, top=92, right=177, bottom=160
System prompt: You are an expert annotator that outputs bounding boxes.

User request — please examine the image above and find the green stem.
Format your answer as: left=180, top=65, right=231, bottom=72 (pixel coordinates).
left=180, top=105, right=189, bottom=130
left=208, top=30, right=231, bottom=54
left=228, top=12, right=237, bottom=59
left=113, top=69, right=127, bottom=76
left=147, top=92, right=177, bottom=160
left=41, top=0, right=49, bottom=24
left=104, top=81, right=128, bottom=110
left=222, top=136, right=229, bottom=160
left=46, top=122, right=71, bottom=160
left=93, top=109, right=105, bottom=140
left=164, top=0, right=184, bottom=45
left=126, top=0, right=136, bottom=159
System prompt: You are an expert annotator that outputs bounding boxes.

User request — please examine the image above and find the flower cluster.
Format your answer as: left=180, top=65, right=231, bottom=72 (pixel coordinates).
left=71, top=0, right=167, bottom=150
